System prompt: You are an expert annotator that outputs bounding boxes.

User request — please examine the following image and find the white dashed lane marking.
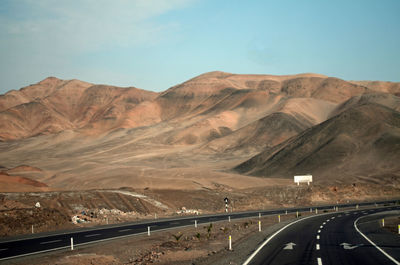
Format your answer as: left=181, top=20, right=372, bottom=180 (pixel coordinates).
left=85, top=233, right=101, bottom=238
left=40, top=239, right=62, bottom=244
left=118, top=229, right=132, bottom=232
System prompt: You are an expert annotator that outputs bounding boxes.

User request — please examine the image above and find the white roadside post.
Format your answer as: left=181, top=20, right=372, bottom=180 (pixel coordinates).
left=315, top=208, right=318, bottom=214
left=148, top=226, right=150, bottom=236
left=229, top=235, right=232, bottom=250
left=31, top=225, right=34, bottom=234
left=259, top=213, right=261, bottom=219
left=382, top=219, right=385, bottom=227
left=228, top=216, right=231, bottom=222
left=195, top=220, right=197, bottom=228
left=259, top=221, right=261, bottom=232
left=278, top=215, right=281, bottom=223
left=285, top=210, right=288, bottom=215
left=310, top=208, right=312, bottom=213
left=398, top=224, right=400, bottom=234
left=155, top=213, right=157, bottom=219
left=296, top=211, right=299, bottom=218
left=356, top=204, right=359, bottom=209
left=70, top=237, right=74, bottom=250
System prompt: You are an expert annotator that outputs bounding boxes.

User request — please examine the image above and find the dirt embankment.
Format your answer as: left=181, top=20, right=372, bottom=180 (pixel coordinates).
left=1, top=183, right=399, bottom=238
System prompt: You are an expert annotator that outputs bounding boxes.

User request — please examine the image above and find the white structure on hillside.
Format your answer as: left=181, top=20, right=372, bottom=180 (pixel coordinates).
left=294, top=174, right=313, bottom=185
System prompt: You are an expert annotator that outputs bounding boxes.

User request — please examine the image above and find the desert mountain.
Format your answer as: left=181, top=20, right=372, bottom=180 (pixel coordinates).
left=235, top=93, right=400, bottom=184
left=0, top=72, right=399, bottom=191
left=0, top=78, right=158, bottom=140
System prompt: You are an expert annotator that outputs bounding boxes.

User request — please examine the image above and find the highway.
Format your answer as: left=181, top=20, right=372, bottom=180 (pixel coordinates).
left=0, top=200, right=398, bottom=261
left=243, top=206, right=400, bottom=265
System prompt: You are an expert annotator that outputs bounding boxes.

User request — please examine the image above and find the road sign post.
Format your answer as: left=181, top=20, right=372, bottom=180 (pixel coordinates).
left=224, top=197, right=229, bottom=213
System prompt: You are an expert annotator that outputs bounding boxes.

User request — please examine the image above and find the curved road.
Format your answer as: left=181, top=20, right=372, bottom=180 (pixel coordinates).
left=243, top=206, right=400, bottom=265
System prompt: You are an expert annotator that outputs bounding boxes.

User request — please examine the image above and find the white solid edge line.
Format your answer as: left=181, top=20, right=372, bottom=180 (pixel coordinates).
left=242, top=213, right=331, bottom=265
left=354, top=216, right=400, bottom=265
left=317, top=257, right=323, bottom=265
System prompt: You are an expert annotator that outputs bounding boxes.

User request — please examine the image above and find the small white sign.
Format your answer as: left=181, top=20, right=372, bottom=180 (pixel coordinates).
left=294, top=175, right=312, bottom=185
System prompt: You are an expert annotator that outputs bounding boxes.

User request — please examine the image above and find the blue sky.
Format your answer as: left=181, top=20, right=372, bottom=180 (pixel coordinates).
left=1, top=0, right=399, bottom=94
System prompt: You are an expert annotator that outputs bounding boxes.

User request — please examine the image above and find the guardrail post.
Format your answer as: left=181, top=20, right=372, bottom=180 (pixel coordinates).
left=71, top=237, right=74, bottom=250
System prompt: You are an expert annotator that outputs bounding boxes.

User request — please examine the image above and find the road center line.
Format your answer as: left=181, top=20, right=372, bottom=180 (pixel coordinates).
left=354, top=217, right=400, bottom=265
left=40, top=239, right=62, bottom=244
left=317, top=257, right=323, bottom=265
left=0, top=248, right=8, bottom=251
left=118, top=229, right=132, bottom=232
left=85, top=233, right=101, bottom=238
left=242, top=212, right=333, bottom=265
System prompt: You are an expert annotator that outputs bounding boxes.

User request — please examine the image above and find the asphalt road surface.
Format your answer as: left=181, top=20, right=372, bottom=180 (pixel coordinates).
left=0, top=200, right=398, bottom=262
left=244, top=206, right=400, bottom=265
